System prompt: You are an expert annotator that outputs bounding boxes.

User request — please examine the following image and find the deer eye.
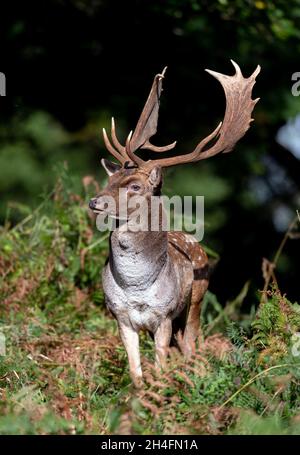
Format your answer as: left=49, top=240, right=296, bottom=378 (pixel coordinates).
left=129, top=183, right=141, bottom=192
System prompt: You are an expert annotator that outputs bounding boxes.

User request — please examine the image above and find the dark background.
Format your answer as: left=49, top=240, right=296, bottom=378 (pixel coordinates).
left=0, top=0, right=299, bottom=304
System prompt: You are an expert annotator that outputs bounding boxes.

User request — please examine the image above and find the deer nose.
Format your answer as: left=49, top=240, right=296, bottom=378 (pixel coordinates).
left=89, top=198, right=97, bottom=210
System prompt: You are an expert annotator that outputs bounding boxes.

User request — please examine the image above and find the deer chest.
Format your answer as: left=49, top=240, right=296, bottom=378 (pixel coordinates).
left=102, top=261, right=191, bottom=332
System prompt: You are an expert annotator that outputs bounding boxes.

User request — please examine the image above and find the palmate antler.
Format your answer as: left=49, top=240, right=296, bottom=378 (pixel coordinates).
left=102, top=61, right=260, bottom=169
left=102, top=67, right=177, bottom=166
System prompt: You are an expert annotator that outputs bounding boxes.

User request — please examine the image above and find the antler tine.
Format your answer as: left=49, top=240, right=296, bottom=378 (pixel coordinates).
left=102, top=127, right=126, bottom=164
left=148, top=60, right=260, bottom=168
left=111, top=117, right=127, bottom=156
left=141, top=139, right=177, bottom=153
left=125, top=131, right=144, bottom=166
left=191, top=121, right=223, bottom=159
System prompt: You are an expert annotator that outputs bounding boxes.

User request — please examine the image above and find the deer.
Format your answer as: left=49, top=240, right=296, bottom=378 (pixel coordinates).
left=89, top=61, right=260, bottom=387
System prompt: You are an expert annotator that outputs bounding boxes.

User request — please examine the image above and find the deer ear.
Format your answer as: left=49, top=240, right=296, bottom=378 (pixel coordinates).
left=148, top=165, right=162, bottom=187
left=101, top=158, right=121, bottom=176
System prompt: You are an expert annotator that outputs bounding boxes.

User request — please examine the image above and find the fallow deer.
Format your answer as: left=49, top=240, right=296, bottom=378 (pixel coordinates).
left=89, top=61, right=260, bottom=387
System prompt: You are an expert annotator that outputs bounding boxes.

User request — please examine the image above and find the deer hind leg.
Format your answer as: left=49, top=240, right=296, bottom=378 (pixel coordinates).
left=118, top=321, right=143, bottom=388
left=154, top=318, right=172, bottom=370
left=182, top=279, right=208, bottom=358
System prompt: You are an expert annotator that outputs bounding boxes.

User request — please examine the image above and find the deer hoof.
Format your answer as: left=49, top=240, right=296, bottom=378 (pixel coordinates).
left=131, top=374, right=144, bottom=389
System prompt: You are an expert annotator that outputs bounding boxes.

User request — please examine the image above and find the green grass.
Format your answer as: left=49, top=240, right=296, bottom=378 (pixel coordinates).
left=1, top=169, right=300, bottom=435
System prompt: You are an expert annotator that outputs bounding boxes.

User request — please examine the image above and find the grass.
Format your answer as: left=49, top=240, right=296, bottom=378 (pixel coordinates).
left=0, top=167, right=300, bottom=435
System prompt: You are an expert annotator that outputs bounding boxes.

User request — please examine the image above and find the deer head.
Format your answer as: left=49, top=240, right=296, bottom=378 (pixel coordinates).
left=89, top=61, right=260, bottom=220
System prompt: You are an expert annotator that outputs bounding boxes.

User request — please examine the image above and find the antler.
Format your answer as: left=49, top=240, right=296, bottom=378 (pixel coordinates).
left=102, top=61, right=260, bottom=168
left=102, top=67, right=176, bottom=166
left=102, top=118, right=129, bottom=164
left=148, top=60, right=260, bottom=168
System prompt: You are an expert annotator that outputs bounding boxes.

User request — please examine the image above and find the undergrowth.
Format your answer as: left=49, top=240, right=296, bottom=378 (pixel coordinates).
left=0, top=168, right=299, bottom=435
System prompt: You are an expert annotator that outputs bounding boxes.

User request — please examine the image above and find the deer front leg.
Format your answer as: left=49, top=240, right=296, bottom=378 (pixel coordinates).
left=154, top=318, right=172, bottom=369
left=118, top=321, right=143, bottom=388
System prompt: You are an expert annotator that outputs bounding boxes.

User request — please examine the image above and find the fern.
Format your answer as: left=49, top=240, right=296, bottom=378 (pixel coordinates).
left=251, top=289, right=300, bottom=362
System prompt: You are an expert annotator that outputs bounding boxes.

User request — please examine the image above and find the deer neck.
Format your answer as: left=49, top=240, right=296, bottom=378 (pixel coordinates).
left=109, top=221, right=168, bottom=289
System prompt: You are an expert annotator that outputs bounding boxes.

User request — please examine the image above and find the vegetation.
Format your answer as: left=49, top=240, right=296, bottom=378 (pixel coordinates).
left=0, top=172, right=299, bottom=435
